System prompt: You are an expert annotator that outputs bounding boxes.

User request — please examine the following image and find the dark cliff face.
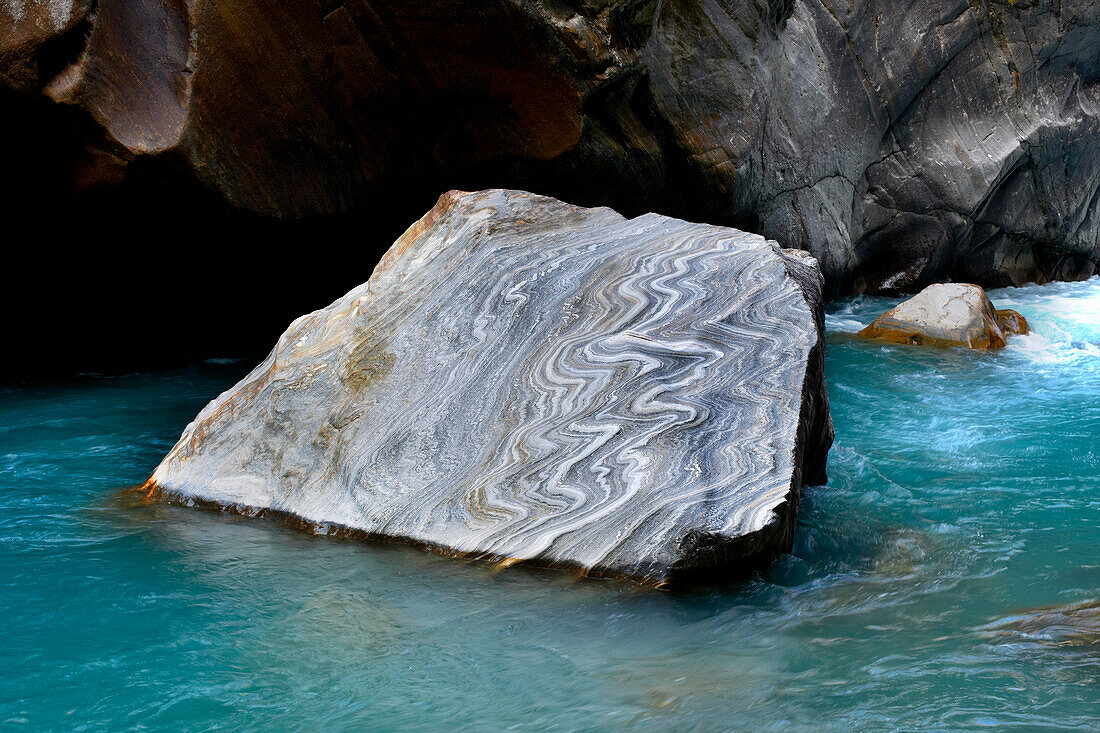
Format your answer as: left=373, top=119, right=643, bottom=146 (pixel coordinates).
left=646, top=0, right=1100, bottom=295
left=2, top=0, right=1098, bottom=376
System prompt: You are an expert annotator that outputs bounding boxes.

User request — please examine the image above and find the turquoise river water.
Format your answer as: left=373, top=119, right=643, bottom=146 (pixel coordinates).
left=2, top=278, right=1099, bottom=730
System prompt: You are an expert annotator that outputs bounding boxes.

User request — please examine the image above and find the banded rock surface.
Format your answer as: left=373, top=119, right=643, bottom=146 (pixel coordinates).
left=145, top=189, right=833, bottom=587
left=858, top=282, right=1029, bottom=349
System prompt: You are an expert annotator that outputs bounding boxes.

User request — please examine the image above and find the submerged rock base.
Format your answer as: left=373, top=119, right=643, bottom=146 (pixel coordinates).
left=146, top=189, right=832, bottom=588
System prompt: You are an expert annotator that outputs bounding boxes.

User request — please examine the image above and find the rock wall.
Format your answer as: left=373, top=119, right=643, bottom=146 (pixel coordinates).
left=648, top=0, right=1100, bottom=294
left=2, top=1, right=1098, bottom=373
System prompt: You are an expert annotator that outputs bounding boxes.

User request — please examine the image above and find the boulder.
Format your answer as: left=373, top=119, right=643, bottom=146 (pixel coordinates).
left=858, top=283, right=1029, bottom=349
left=143, top=189, right=833, bottom=587
left=995, top=309, right=1031, bottom=339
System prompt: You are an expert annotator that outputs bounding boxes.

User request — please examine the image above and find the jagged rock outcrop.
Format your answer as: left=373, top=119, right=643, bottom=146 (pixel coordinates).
left=858, top=282, right=1029, bottom=349
left=143, top=189, right=833, bottom=587
left=4, top=0, right=1098, bottom=300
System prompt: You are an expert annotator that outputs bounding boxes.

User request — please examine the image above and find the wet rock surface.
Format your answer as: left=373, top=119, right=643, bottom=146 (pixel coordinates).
left=145, top=189, right=833, bottom=587
left=858, top=282, right=1028, bottom=349
left=982, top=600, right=1100, bottom=648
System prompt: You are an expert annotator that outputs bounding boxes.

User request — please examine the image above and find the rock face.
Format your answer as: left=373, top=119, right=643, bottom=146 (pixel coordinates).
left=858, top=282, right=1029, bottom=349
left=144, top=189, right=833, bottom=587
left=5, top=0, right=1100, bottom=299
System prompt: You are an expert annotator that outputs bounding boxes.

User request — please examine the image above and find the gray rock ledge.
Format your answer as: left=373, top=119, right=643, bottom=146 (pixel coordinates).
left=144, top=189, right=833, bottom=587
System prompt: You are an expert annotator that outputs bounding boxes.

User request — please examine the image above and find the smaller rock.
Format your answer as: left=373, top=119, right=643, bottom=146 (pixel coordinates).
left=858, top=283, right=1028, bottom=350
left=995, top=309, right=1030, bottom=338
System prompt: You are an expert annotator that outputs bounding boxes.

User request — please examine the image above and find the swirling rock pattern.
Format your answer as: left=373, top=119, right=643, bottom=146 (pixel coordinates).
left=145, top=189, right=833, bottom=587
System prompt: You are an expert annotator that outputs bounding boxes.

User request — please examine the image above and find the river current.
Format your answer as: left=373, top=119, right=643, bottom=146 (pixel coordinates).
left=2, top=278, right=1098, bottom=730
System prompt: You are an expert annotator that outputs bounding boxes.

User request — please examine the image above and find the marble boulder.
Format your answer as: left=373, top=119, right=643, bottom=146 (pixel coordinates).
left=858, top=283, right=1029, bottom=349
left=144, top=189, right=833, bottom=587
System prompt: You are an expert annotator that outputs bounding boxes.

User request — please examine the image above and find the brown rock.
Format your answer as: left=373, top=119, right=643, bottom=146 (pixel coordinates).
left=0, top=0, right=92, bottom=91
left=858, top=283, right=1028, bottom=350
left=995, top=309, right=1030, bottom=337
left=16, top=0, right=596, bottom=217
left=983, top=599, right=1100, bottom=648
